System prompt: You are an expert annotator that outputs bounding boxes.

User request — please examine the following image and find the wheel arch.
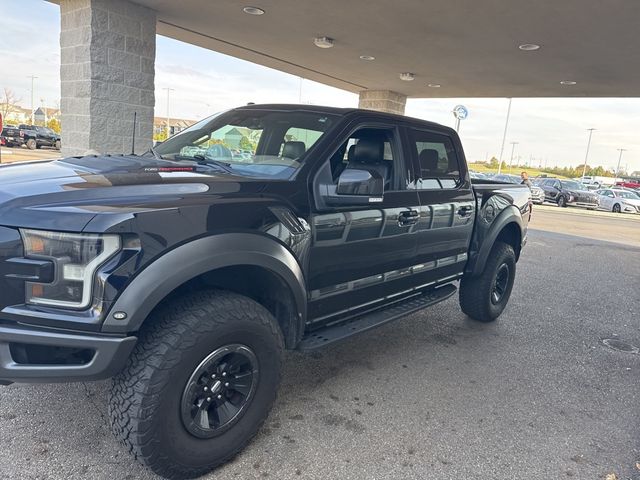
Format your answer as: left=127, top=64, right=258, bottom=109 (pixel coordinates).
left=102, top=233, right=307, bottom=349
left=468, top=207, right=523, bottom=277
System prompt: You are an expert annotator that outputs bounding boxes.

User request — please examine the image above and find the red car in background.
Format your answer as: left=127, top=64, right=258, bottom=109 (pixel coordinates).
left=616, top=178, right=640, bottom=191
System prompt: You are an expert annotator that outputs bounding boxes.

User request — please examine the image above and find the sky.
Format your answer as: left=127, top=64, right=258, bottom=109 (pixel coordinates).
left=1, top=0, right=639, bottom=174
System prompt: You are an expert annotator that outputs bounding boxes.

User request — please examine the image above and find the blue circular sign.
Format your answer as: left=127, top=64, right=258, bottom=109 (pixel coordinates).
left=453, top=105, right=469, bottom=120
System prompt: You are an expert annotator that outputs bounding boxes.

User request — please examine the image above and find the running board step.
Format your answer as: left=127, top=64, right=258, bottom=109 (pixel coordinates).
left=298, top=284, right=457, bottom=351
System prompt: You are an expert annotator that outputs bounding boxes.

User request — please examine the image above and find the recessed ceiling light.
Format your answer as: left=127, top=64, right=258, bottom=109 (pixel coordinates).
left=560, top=80, right=577, bottom=85
left=243, top=6, right=265, bottom=15
left=359, top=55, right=375, bottom=61
left=314, top=37, right=334, bottom=48
left=428, top=83, right=441, bottom=88
left=399, top=72, right=415, bottom=81
left=519, top=43, right=541, bottom=51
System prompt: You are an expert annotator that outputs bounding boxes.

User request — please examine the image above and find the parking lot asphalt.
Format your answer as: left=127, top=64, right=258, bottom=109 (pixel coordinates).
left=0, top=147, right=60, bottom=163
left=0, top=214, right=638, bottom=480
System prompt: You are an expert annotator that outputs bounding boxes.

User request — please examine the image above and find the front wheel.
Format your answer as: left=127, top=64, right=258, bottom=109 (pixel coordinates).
left=109, top=290, right=284, bottom=479
left=26, top=138, right=36, bottom=150
left=557, top=196, right=567, bottom=208
left=459, top=241, right=516, bottom=322
left=612, top=203, right=621, bottom=213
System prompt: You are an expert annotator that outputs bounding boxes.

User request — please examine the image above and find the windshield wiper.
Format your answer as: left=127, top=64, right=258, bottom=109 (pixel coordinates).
left=148, top=146, right=164, bottom=160
left=192, top=154, right=236, bottom=174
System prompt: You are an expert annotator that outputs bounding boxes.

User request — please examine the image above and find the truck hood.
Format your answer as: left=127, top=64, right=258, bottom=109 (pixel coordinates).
left=0, top=155, right=259, bottom=232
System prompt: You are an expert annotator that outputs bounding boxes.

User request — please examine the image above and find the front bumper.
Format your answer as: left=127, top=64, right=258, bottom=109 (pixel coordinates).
left=531, top=192, right=545, bottom=204
left=0, top=324, right=136, bottom=384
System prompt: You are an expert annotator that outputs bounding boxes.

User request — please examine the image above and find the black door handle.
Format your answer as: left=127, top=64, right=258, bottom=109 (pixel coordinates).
left=457, top=205, right=473, bottom=217
left=398, top=210, right=419, bottom=226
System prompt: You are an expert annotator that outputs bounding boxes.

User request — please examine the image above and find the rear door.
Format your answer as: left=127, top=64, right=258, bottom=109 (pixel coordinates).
left=405, top=126, right=475, bottom=287
left=308, top=122, right=420, bottom=322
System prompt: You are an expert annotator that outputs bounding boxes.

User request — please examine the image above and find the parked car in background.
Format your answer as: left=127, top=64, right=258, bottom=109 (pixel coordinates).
left=492, top=173, right=544, bottom=204
left=469, top=170, right=489, bottom=179
left=491, top=173, right=521, bottom=183
left=581, top=175, right=616, bottom=189
left=1, top=125, right=61, bottom=150
left=538, top=178, right=599, bottom=209
left=615, top=178, right=640, bottom=191
left=595, top=188, right=640, bottom=214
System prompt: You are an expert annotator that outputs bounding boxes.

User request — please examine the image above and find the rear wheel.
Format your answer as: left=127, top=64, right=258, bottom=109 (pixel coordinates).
left=26, top=138, right=36, bottom=150
left=557, top=196, right=567, bottom=207
left=613, top=203, right=621, bottom=213
left=459, top=241, right=516, bottom=322
left=109, top=290, right=284, bottom=479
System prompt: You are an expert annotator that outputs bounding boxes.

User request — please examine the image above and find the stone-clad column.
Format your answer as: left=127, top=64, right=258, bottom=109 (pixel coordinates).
left=59, top=0, right=156, bottom=157
left=358, top=90, right=407, bottom=115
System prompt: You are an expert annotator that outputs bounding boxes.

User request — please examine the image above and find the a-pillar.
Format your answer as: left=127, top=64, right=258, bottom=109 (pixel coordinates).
left=358, top=90, right=407, bottom=115
left=59, top=0, right=156, bottom=157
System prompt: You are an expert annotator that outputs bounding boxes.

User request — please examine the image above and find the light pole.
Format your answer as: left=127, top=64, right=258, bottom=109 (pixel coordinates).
left=615, top=148, right=627, bottom=179
left=27, top=75, right=38, bottom=125
left=508, top=141, right=519, bottom=174
left=163, top=87, right=175, bottom=138
left=497, top=97, right=513, bottom=174
left=581, top=128, right=596, bottom=181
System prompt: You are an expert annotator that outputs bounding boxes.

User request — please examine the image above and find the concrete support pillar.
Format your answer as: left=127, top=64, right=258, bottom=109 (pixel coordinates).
left=59, top=0, right=156, bottom=157
left=358, top=90, right=407, bottom=115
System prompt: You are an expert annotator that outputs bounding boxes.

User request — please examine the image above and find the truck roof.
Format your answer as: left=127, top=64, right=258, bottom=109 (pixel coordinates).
left=234, top=103, right=453, bottom=133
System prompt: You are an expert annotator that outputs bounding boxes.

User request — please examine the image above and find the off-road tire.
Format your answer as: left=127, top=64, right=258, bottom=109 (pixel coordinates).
left=109, top=290, right=284, bottom=479
left=459, top=241, right=516, bottom=322
left=26, top=138, right=36, bottom=150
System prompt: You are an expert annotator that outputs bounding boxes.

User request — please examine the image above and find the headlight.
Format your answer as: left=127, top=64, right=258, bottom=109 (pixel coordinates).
left=20, top=229, right=121, bottom=309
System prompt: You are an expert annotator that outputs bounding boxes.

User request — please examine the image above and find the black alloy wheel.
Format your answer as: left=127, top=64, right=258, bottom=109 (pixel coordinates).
left=613, top=203, right=621, bottom=213
left=181, top=344, right=259, bottom=439
left=491, top=263, right=510, bottom=305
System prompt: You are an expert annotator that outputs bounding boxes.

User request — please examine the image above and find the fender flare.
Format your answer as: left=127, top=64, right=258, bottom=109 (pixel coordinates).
left=101, top=233, right=307, bottom=339
left=467, top=206, right=524, bottom=277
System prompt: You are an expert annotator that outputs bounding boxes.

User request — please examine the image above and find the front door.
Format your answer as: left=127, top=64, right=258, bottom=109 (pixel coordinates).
left=307, top=125, right=420, bottom=322
left=404, top=127, right=475, bottom=287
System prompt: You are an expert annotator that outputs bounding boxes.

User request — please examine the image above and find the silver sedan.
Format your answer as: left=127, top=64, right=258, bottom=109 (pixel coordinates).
left=596, top=188, right=640, bottom=214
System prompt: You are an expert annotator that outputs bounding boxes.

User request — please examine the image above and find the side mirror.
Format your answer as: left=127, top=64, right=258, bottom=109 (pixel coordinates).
left=337, top=168, right=384, bottom=196
left=322, top=168, right=384, bottom=206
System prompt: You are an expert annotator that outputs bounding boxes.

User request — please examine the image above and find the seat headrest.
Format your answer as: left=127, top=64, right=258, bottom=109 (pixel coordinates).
left=353, top=137, right=384, bottom=165
left=347, top=144, right=356, bottom=163
left=419, top=149, right=439, bottom=171
left=282, top=141, right=306, bottom=160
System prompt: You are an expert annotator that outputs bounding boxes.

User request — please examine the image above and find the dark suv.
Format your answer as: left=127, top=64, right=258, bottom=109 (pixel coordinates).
left=538, top=178, right=599, bottom=208
left=0, top=104, right=531, bottom=479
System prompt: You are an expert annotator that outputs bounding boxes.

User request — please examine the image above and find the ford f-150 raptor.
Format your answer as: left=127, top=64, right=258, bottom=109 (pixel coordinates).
left=0, top=104, right=531, bottom=479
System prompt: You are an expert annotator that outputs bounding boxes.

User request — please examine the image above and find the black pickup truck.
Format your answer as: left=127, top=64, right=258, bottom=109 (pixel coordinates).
left=1, top=124, right=61, bottom=150
left=0, top=105, right=530, bottom=479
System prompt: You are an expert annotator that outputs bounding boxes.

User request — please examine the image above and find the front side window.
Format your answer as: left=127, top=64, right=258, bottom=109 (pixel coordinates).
left=326, top=127, right=410, bottom=192
left=154, top=109, right=338, bottom=179
left=409, top=129, right=462, bottom=189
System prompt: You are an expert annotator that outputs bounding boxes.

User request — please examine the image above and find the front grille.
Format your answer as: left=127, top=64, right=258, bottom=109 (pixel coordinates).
left=0, top=227, right=25, bottom=310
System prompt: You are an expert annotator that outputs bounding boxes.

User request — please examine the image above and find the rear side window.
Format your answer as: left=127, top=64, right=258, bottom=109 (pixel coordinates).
left=408, top=129, right=462, bottom=189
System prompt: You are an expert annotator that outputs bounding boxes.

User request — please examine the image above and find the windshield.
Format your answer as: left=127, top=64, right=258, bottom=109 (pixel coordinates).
left=562, top=180, right=584, bottom=190
left=617, top=190, right=639, bottom=199
left=153, top=109, right=338, bottom=179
